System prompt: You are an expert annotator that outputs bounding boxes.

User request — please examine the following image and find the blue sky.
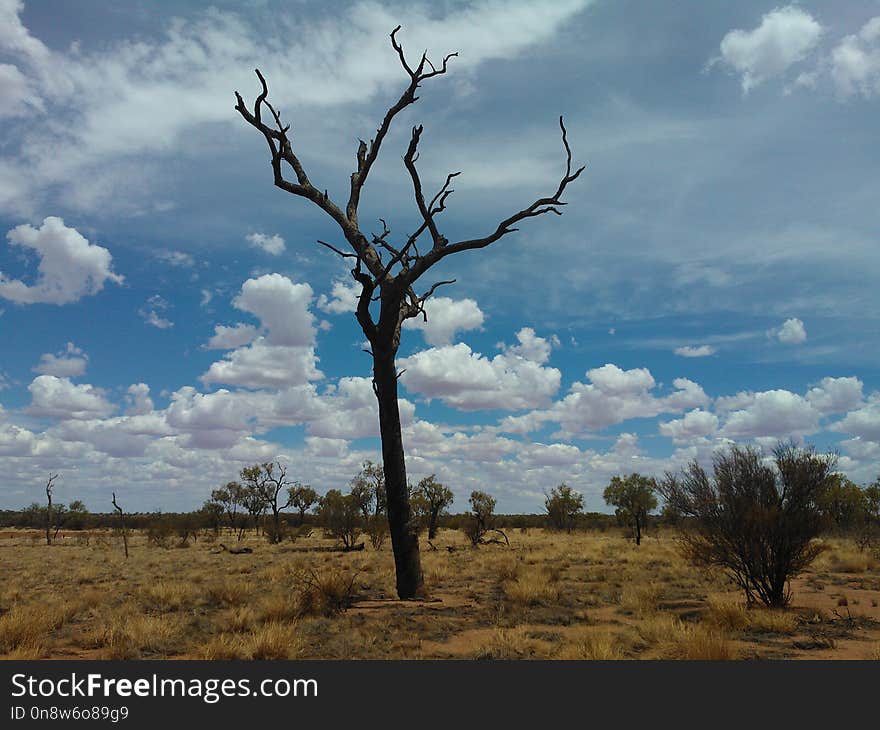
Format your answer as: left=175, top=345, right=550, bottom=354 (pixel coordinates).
left=0, top=0, right=878, bottom=513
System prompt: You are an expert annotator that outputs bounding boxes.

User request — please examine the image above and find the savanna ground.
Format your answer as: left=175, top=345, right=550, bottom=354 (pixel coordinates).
left=1, top=527, right=879, bottom=660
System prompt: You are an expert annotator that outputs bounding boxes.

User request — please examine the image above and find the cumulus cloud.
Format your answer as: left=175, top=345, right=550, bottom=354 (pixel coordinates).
left=125, top=383, right=154, bottom=416
left=831, top=17, right=880, bottom=98
left=246, top=232, right=286, bottom=256
left=201, top=338, right=321, bottom=389
left=659, top=408, right=719, bottom=443
left=205, top=323, right=260, bottom=350
left=713, top=6, right=823, bottom=93
left=26, top=375, right=115, bottom=420
left=316, top=278, right=360, bottom=315
left=201, top=274, right=320, bottom=388
left=404, top=296, right=485, bottom=346
left=499, top=364, right=709, bottom=436
left=674, top=344, right=716, bottom=358
left=33, top=342, right=88, bottom=377
left=769, top=317, right=807, bottom=344
left=830, top=395, right=880, bottom=443
left=0, top=217, right=123, bottom=304
left=398, top=331, right=561, bottom=411
left=805, top=376, right=863, bottom=415
left=233, top=274, right=315, bottom=347
left=719, top=389, right=819, bottom=439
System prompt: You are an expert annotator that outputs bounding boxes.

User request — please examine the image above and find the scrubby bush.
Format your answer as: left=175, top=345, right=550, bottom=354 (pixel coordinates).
left=659, top=442, right=835, bottom=607
left=544, top=483, right=584, bottom=532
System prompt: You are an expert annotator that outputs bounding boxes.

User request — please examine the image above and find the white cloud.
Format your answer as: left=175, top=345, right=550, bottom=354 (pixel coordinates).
left=316, top=278, right=360, bottom=315
left=674, top=344, right=716, bottom=358
left=714, top=6, right=823, bottom=93
left=404, top=296, right=485, bottom=346
left=201, top=337, right=321, bottom=389
left=154, top=249, right=195, bottom=268
left=246, top=232, right=286, bottom=256
left=719, top=389, right=819, bottom=439
left=233, top=274, right=315, bottom=347
left=205, top=323, right=260, bottom=350
left=139, top=294, right=173, bottom=329
left=399, top=336, right=561, bottom=411
left=805, top=376, right=863, bottom=415
left=26, top=375, right=115, bottom=420
left=0, top=62, right=42, bottom=118
left=831, top=17, right=880, bottom=98
left=0, top=217, right=123, bottom=304
left=499, top=365, right=708, bottom=436
left=830, top=395, right=880, bottom=443
left=770, top=317, right=807, bottom=344
left=32, top=342, right=88, bottom=377
left=659, top=408, right=719, bottom=443
left=125, top=383, right=154, bottom=416
left=199, top=289, right=213, bottom=307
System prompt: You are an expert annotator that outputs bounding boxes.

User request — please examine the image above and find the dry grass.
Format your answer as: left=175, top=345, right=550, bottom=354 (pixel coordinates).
left=1, top=527, right=878, bottom=660
left=556, top=628, right=624, bottom=660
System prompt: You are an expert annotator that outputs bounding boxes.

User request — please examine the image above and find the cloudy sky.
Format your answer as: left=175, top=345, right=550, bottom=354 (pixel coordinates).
left=1, top=0, right=878, bottom=513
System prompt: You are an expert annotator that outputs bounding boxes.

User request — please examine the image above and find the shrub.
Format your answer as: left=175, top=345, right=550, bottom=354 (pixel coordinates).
left=544, top=483, right=584, bottom=532
left=659, top=442, right=835, bottom=607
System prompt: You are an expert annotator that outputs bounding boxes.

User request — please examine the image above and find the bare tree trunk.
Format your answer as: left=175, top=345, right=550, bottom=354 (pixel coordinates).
left=45, top=492, right=52, bottom=546
left=112, top=492, right=129, bottom=559
left=373, top=348, right=423, bottom=599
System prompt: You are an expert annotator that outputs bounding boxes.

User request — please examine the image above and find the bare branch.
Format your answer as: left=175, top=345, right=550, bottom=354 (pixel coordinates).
left=405, top=116, right=584, bottom=283
left=317, top=240, right=358, bottom=259
left=346, top=27, right=456, bottom=224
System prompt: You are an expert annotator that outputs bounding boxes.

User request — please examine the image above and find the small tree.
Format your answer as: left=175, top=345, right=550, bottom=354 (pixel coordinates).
left=658, top=443, right=834, bottom=608
left=241, top=462, right=295, bottom=543
left=289, top=484, right=319, bottom=526
left=200, top=499, right=224, bottom=535
left=319, top=489, right=363, bottom=549
left=211, top=481, right=246, bottom=538
left=417, top=475, right=454, bottom=540
left=603, top=474, right=657, bottom=546
left=350, top=460, right=386, bottom=521
left=817, top=474, right=869, bottom=533
left=463, top=491, right=508, bottom=546
left=544, top=483, right=584, bottom=532
left=67, top=500, right=89, bottom=530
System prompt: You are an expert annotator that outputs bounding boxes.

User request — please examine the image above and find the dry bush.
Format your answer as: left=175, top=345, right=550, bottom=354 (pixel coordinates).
left=0, top=603, right=72, bottom=653
left=635, top=613, right=736, bottom=660
left=704, top=600, right=751, bottom=632
left=473, top=627, right=539, bottom=659
left=82, top=606, right=183, bottom=659
left=825, top=549, right=871, bottom=574
left=556, top=628, right=624, bottom=660
left=140, top=581, right=197, bottom=612
left=198, top=633, right=245, bottom=660
left=259, top=594, right=301, bottom=624
left=746, top=609, right=798, bottom=634
left=241, top=622, right=302, bottom=660
left=204, top=579, right=251, bottom=607
left=228, top=606, right=257, bottom=633
left=293, top=567, right=360, bottom=617
left=619, top=582, right=664, bottom=617
left=502, top=566, right=561, bottom=607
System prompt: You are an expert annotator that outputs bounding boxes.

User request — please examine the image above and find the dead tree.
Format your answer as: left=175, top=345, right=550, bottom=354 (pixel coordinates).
left=111, top=492, right=129, bottom=559
left=235, top=26, right=583, bottom=599
left=44, top=473, right=58, bottom=546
